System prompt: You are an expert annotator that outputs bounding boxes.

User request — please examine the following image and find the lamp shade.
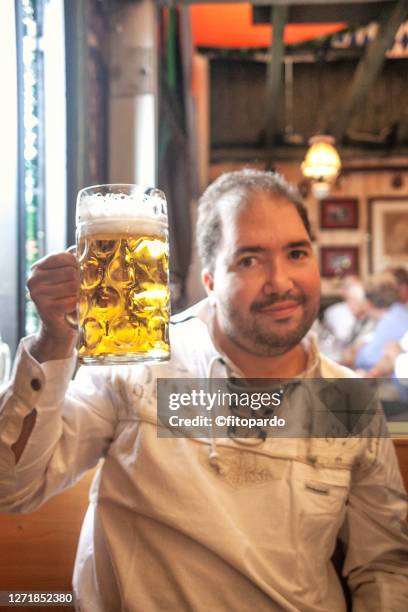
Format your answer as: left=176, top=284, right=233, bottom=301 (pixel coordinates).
left=301, top=135, right=341, bottom=182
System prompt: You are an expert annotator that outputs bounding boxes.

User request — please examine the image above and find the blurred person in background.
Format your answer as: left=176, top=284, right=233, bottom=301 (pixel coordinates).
left=318, top=276, right=376, bottom=363
left=322, top=276, right=364, bottom=345
left=393, top=267, right=408, bottom=304
left=361, top=330, right=408, bottom=416
left=359, top=330, right=408, bottom=380
left=354, top=270, right=408, bottom=373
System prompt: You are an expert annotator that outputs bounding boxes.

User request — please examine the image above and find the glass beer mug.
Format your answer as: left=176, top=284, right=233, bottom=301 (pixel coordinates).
left=68, top=184, right=170, bottom=365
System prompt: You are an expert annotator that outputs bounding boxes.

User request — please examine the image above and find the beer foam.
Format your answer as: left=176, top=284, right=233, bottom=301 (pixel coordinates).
left=78, top=189, right=167, bottom=237
left=79, top=216, right=167, bottom=238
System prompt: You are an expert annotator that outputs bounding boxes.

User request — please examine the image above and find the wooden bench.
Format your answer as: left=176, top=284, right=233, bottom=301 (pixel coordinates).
left=0, top=471, right=94, bottom=612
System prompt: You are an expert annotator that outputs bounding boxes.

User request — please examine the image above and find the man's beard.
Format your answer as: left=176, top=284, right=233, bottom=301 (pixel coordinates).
left=219, top=292, right=320, bottom=357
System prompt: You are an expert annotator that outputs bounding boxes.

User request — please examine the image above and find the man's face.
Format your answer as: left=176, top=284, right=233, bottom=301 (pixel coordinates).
left=203, top=192, right=321, bottom=357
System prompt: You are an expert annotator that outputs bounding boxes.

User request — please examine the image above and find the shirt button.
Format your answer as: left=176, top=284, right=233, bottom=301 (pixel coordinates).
left=31, top=378, right=42, bottom=391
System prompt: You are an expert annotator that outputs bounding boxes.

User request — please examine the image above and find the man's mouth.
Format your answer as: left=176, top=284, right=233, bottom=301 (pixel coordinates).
left=256, top=301, right=302, bottom=318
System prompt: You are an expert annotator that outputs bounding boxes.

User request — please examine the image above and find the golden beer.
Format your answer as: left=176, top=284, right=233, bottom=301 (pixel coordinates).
left=74, top=185, right=170, bottom=364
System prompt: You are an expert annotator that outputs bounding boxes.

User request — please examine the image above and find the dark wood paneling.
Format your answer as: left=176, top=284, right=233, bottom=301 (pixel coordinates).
left=210, top=58, right=408, bottom=149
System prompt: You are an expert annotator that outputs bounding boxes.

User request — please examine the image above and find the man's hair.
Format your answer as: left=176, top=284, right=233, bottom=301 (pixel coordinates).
left=364, top=272, right=399, bottom=309
left=196, top=169, right=313, bottom=271
left=390, top=266, right=408, bottom=287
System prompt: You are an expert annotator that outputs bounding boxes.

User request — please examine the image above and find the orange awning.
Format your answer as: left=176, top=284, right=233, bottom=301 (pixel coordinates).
left=191, top=4, right=346, bottom=48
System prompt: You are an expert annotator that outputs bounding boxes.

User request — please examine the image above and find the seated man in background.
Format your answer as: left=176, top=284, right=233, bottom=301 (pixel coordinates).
left=0, top=170, right=407, bottom=612
left=322, top=276, right=365, bottom=345
left=361, top=330, right=408, bottom=414
left=360, top=330, right=408, bottom=380
left=354, top=270, right=408, bottom=372
left=319, top=276, right=376, bottom=364
left=328, top=275, right=386, bottom=368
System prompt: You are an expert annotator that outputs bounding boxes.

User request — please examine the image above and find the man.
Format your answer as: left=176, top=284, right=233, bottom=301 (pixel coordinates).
left=317, top=276, right=375, bottom=363
left=323, top=276, right=369, bottom=346
left=0, top=170, right=407, bottom=611
left=355, top=269, right=408, bottom=373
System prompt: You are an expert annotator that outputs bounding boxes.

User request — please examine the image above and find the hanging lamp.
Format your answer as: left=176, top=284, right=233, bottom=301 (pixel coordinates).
left=301, top=135, right=341, bottom=199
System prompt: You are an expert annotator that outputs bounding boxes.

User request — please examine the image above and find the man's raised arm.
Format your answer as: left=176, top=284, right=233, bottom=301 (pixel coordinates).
left=5, top=251, right=79, bottom=462
left=0, top=252, right=115, bottom=512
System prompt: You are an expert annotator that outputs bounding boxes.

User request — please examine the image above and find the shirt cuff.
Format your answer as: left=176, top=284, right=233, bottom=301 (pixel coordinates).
left=400, top=331, right=408, bottom=353
left=9, top=335, right=77, bottom=414
left=394, top=352, right=408, bottom=384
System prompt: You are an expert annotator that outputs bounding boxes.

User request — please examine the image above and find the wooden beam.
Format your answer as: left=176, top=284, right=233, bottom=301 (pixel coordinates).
left=64, top=0, right=90, bottom=245
left=210, top=146, right=408, bottom=164
left=331, top=0, right=408, bottom=142
left=254, top=3, right=393, bottom=25
left=171, top=0, right=396, bottom=6
left=257, top=0, right=394, bottom=5
left=265, top=5, right=288, bottom=145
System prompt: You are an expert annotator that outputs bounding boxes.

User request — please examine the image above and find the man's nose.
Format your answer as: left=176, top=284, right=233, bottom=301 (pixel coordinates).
left=263, top=260, right=295, bottom=295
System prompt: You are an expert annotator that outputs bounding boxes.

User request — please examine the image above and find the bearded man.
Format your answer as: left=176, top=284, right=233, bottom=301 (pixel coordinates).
left=1, top=170, right=407, bottom=611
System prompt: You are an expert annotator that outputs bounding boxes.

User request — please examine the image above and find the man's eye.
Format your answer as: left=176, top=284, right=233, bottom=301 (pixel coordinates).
left=237, top=256, right=257, bottom=268
left=289, top=249, right=308, bottom=260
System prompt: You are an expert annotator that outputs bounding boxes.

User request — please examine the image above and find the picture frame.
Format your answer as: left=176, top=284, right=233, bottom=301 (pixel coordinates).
left=320, top=198, right=359, bottom=230
left=369, top=199, right=408, bottom=273
left=320, top=246, right=359, bottom=278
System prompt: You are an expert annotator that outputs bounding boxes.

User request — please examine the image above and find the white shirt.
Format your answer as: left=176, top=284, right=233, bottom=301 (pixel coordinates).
left=395, top=331, right=408, bottom=383
left=0, top=300, right=407, bottom=611
left=323, top=302, right=356, bottom=343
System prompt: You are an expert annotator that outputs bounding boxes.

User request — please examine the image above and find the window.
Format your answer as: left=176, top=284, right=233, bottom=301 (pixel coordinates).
left=0, top=0, right=67, bottom=353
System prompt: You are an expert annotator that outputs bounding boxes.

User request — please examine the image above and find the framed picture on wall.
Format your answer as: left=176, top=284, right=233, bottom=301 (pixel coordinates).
left=369, top=199, right=408, bottom=272
left=320, top=198, right=359, bottom=229
left=320, top=246, right=359, bottom=278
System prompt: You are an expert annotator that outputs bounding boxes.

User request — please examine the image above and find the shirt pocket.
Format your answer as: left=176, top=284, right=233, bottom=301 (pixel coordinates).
left=293, top=461, right=350, bottom=513
left=291, top=462, right=351, bottom=600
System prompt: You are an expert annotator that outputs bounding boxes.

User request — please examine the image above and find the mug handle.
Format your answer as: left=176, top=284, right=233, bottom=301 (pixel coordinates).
left=64, top=245, right=79, bottom=330
left=0, top=341, right=11, bottom=386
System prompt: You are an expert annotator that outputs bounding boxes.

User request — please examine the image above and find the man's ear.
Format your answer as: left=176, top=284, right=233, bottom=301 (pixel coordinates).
left=201, top=268, right=214, bottom=296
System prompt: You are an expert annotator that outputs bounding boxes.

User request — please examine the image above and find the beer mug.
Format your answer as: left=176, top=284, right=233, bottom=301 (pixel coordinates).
left=68, top=184, right=170, bottom=365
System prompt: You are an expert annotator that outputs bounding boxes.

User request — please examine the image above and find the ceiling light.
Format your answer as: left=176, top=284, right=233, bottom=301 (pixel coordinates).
left=301, top=135, right=341, bottom=199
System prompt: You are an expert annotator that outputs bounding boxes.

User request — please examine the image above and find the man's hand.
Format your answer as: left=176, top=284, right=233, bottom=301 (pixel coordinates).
left=27, top=251, right=79, bottom=362
left=383, top=341, right=402, bottom=362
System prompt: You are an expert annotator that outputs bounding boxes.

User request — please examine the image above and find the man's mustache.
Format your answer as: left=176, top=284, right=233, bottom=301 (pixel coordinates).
left=251, top=292, right=306, bottom=312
